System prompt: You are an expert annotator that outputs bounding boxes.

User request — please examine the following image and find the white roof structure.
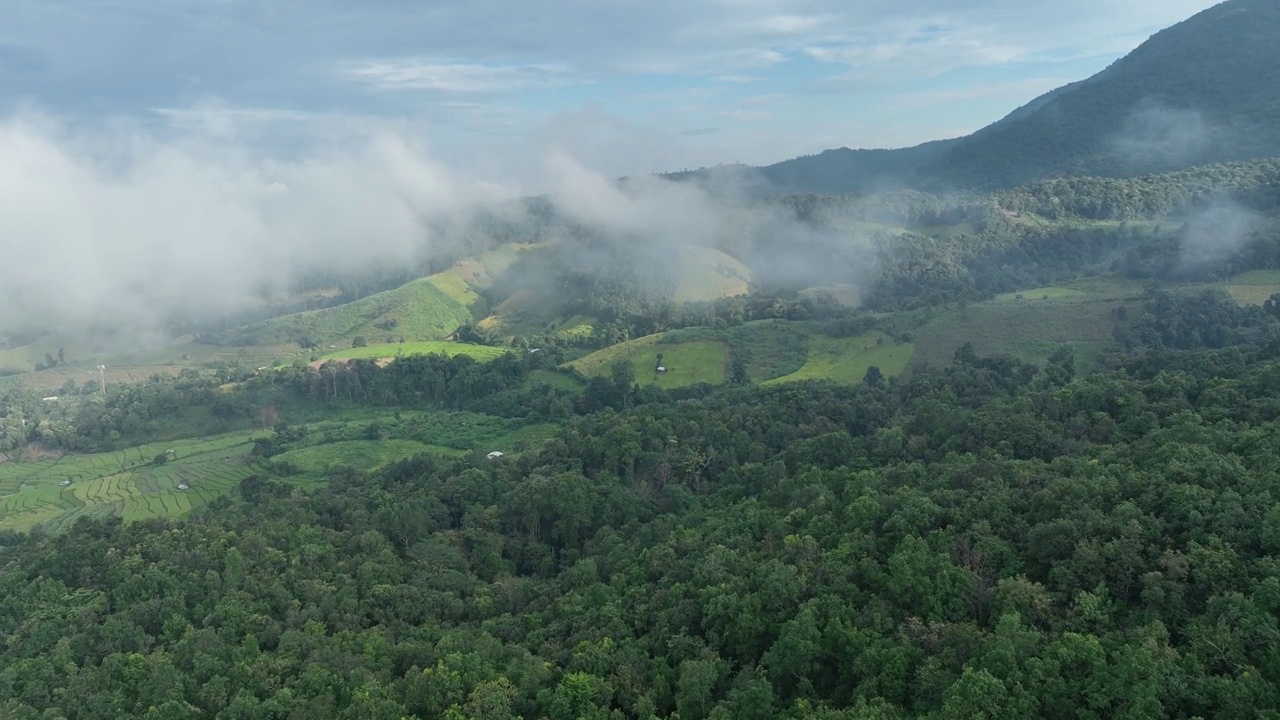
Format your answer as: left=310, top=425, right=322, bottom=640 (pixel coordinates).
left=486, top=451, right=504, bottom=460
left=177, top=484, right=189, bottom=491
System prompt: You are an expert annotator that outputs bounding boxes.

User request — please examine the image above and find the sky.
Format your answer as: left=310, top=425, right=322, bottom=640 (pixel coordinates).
left=0, top=0, right=1224, bottom=179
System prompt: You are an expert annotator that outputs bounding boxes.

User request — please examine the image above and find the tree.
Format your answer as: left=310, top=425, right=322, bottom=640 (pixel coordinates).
left=611, top=360, right=636, bottom=410
left=941, top=667, right=1015, bottom=720
left=863, top=365, right=885, bottom=386
left=730, top=353, right=750, bottom=386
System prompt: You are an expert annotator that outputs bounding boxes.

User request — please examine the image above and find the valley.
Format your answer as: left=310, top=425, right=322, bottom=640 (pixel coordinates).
left=5, top=1, right=1280, bottom=717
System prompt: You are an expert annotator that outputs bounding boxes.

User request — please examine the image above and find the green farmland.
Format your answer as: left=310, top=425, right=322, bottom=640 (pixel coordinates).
left=319, top=341, right=508, bottom=363
left=0, top=433, right=268, bottom=532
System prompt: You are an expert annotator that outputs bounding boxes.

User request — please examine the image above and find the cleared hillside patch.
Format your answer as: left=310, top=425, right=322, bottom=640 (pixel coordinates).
left=764, top=332, right=912, bottom=386
left=673, top=247, right=753, bottom=302
left=271, top=439, right=454, bottom=478
left=209, top=278, right=472, bottom=348
left=911, top=299, right=1129, bottom=371
left=1223, top=269, right=1280, bottom=306
left=320, top=341, right=507, bottom=363
left=993, top=287, right=1091, bottom=302
left=568, top=335, right=727, bottom=388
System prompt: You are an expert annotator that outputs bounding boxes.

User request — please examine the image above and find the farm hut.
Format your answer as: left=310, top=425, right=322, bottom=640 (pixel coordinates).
left=656, top=366, right=667, bottom=374
left=487, top=451, right=505, bottom=460
left=177, top=484, right=189, bottom=491
left=59, top=480, right=71, bottom=487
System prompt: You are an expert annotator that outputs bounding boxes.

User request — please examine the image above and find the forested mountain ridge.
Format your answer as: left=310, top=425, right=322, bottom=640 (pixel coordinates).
left=673, top=0, right=1280, bottom=195
left=922, top=0, right=1280, bottom=189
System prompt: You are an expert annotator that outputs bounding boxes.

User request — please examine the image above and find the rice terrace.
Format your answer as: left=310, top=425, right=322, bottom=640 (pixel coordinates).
left=0, top=433, right=269, bottom=532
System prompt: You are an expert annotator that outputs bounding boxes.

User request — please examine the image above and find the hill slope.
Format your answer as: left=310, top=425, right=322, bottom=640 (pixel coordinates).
left=204, top=278, right=473, bottom=348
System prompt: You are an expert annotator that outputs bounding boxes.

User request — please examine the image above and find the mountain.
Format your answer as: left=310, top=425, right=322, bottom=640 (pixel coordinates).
left=924, top=0, right=1280, bottom=188
left=682, top=0, right=1280, bottom=195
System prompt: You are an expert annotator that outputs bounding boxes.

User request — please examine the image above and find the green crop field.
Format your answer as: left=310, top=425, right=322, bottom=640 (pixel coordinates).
left=0, top=432, right=268, bottom=532
left=568, top=335, right=727, bottom=388
left=764, top=332, right=913, bottom=385
left=320, top=341, right=508, bottom=363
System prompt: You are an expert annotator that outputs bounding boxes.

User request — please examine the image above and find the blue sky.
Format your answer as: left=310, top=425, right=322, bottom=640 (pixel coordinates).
left=0, top=0, right=1224, bottom=176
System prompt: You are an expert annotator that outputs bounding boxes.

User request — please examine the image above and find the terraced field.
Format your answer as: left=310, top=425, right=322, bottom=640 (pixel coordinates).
left=0, top=432, right=266, bottom=532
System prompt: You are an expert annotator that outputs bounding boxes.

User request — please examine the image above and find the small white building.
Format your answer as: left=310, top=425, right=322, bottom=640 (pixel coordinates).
left=59, top=480, right=71, bottom=487
left=656, top=366, right=667, bottom=374
left=177, top=484, right=189, bottom=491
left=486, top=451, right=505, bottom=460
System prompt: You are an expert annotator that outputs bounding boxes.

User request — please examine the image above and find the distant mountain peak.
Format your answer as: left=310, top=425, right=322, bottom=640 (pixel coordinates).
left=684, top=0, right=1280, bottom=196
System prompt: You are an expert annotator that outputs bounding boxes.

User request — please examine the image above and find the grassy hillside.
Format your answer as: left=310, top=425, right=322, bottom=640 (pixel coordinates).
left=319, top=341, right=508, bottom=363
left=672, top=246, right=752, bottom=302
left=426, top=243, right=538, bottom=311
left=476, top=244, right=750, bottom=340
left=567, top=335, right=727, bottom=389
left=1223, top=269, right=1280, bottom=306
left=208, top=278, right=473, bottom=348
left=910, top=297, right=1130, bottom=371
left=568, top=321, right=911, bottom=389
left=763, top=331, right=913, bottom=386
left=271, top=439, right=460, bottom=477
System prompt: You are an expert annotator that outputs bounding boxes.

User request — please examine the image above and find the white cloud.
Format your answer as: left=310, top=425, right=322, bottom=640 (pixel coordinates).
left=0, top=110, right=511, bottom=333
left=0, top=0, right=1228, bottom=170
left=344, top=59, right=581, bottom=93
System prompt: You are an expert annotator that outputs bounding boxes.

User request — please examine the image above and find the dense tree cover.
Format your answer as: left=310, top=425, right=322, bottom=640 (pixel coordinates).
left=0, top=349, right=577, bottom=455
left=6, top=331, right=1280, bottom=718
left=736, top=159, right=1280, bottom=311
left=991, top=160, right=1280, bottom=221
